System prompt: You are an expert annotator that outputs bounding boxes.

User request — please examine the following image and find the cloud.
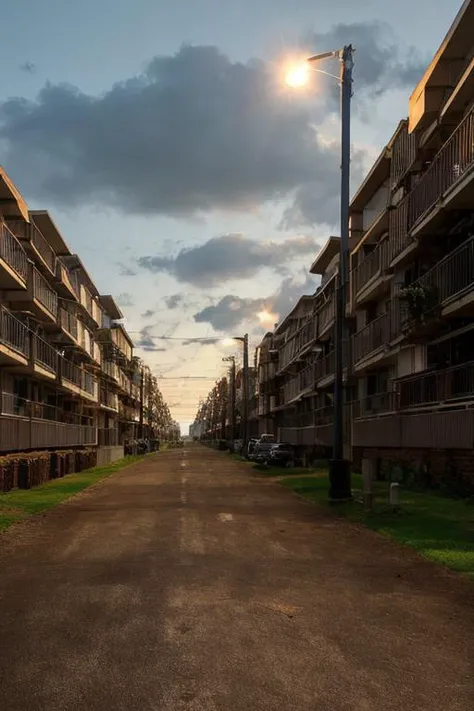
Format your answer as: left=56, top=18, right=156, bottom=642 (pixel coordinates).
left=306, top=22, right=426, bottom=100
left=182, top=337, right=220, bottom=346
left=141, top=309, right=156, bottom=318
left=116, top=292, right=134, bottom=307
left=19, top=61, right=36, bottom=74
left=118, top=263, right=137, bottom=277
left=193, top=274, right=316, bottom=331
left=0, top=26, right=423, bottom=226
left=165, top=294, right=184, bottom=309
left=134, top=326, right=167, bottom=352
left=138, top=233, right=319, bottom=286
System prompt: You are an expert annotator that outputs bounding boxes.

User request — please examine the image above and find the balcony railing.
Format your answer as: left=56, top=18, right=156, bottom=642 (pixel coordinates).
left=352, top=312, right=389, bottom=365
left=0, top=307, right=30, bottom=358
left=56, top=261, right=79, bottom=298
left=0, top=415, right=96, bottom=452
left=100, top=389, right=118, bottom=410
left=59, top=308, right=79, bottom=340
left=98, top=428, right=119, bottom=446
left=390, top=122, right=417, bottom=190
left=0, top=222, right=28, bottom=282
left=409, top=236, right=474, bottom=312
left=317, top=293, right=336, bottom=333
left=33, top=268, right=58, bottom=317
left=31, top=224, right=56, bottom=274
left=396, top=362, right=474, bottom=410
left=314, top=350, right=335, bottom=382
left=353, top=392, right=395, bottom=418
left=35, top=336, right=58, bottom=373
left=1, top=392, right=94, bottom=426
left=409, top=107, right=474, bottom=229
left=61, top=360, right=98, bottom=396
left=102, top=360, right=119, bottom=381
left=352, top=239, right=389, bottom=297
left=388, top=108, right=474, bottom=263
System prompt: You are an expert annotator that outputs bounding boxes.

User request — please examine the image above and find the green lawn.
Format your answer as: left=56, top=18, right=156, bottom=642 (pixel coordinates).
left=279, top=472, right=474, bottom=577
left=0, top=455, right=143, bottom=532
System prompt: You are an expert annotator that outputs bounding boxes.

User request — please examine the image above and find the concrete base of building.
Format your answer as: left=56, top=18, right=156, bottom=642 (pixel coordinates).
left=97, top=445, right=125, bottom=467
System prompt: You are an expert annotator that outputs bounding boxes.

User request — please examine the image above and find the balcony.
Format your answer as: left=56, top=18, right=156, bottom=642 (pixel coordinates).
left=61, top=360, right=99, bottom=401
left=100, top=389, right=119, bottom=412
left=278, top=406, right=334, bottom=447
left=10, top=220, right=57, bottom=276
left=0, top=393, right=97, bottom=452
left=314, top=350, right=335, bottom=386
left=98, top=428, right=119, bottom=446
left=352, top=238, right=390, bottom=305
left=102, top=360, right=120, bottom=383
left=59, top=308, right=79, bottom=343
left=0, top=307, right=30, bottom=367
left=0, top=221, right=29, bottom=289
left=8, top=265, right=59, bottom=322
left=118, top=369, right=131, bottom=394
left=317, top=290, right=336, bottom=338
left=282, top=364, right=315, bottom=404
left=34, top=336, right=58, bottom=379
left=396, top=362, right=474, bottom=410
left=352, top=313, right=389, bottom=368
left=405, top=236, right=474, bottom=322
left=389, top=107, right=474, bottom=264
left=56, top=260, right=79, bottom=301
left=79, top=285, right=101, bottom=326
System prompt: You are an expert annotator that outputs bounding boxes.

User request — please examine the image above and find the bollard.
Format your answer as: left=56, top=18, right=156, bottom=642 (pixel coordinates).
left=390, top=482, right=400, bottom=510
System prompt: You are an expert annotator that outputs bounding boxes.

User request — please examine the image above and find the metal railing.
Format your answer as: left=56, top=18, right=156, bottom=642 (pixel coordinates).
left=314, top=350, right=335, bottom=382
left=57, top=260, right=79, bottom=298
left=98, top=428, right=119, bottom=446
left=352, top=239, right=389, bottom=297
left=1, top=392, right=94, bottom=426
left=35, top=335, right=58, bottom=372
left=0, top=307, right=30, bottom=357
left=100, top=389, right=118, bottom=410
left=409, top=108, right=474, bottom=228
left=352, top=312, right=389, bottom=365
left=33, top=268, right=58, bottom=316
left=0, top=222, right=28, bottom=281
left=59, top=308, right=79, bottom=340
left=388, top=198, right=413, bottom=263
left=102, top=360, right=119, bottom=381
left=61, top=359, right=82, bottom=387
left=31, top=223, right=56, bottom=274
left=390, top=122, right=417, bottom=190
left=317, top=292, right=336, bottom=333
left=388, top=108, right=474, bottom=263
left=353, top=392, right=395, bottom=418
left=396, top=361, right=474, bottom=409
left=409, top=236, right=474, bottom=309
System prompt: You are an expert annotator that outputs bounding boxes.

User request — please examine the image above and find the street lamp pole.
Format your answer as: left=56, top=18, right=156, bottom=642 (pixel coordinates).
left=307, top=45, right=354, bottom=501
left=231, top=334, right=249, bottom=453
left=223, top=356, right=237, bottom=440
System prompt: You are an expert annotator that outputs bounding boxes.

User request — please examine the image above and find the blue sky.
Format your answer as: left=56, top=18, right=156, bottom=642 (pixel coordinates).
left=0, top=0, right=463, bottom=428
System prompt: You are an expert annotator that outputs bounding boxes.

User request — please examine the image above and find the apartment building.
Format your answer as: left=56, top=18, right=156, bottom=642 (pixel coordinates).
left=0, top=167, right=175, bottom=460
left=255, top=0, right=474, bottom=484
left=350, top=0, right=474, bottom=481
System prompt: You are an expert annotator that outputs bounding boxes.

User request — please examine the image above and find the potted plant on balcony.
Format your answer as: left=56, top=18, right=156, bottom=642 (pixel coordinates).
left=400, top=283, right=439, bottom=324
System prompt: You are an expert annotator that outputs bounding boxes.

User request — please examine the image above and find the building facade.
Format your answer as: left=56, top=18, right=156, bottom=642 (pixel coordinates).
left=0, top=167, right=177, bottom=461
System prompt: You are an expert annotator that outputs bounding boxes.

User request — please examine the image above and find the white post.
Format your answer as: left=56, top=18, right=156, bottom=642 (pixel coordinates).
left=390, top=482, right=400, bottom=510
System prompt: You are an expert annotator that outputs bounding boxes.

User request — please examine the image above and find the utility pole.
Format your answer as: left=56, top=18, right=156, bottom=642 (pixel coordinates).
left=223, top=356, right=236, bottom=440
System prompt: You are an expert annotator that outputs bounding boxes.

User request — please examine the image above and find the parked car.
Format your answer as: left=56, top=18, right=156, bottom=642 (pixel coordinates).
left=268, top=443, right=296, bottom=468
left=252, top=440, right=275, bottom=463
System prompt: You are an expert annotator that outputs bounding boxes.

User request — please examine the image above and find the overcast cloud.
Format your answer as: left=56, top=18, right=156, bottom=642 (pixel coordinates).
left=138, top=233, right=320, bottom=286
left=0, top=22, right=425, bottom=227
left=193, top=274, right=316, bottom=331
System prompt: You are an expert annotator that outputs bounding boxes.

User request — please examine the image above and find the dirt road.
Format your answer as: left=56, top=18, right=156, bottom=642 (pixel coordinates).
left=0, top=445, right=472, bottom=710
